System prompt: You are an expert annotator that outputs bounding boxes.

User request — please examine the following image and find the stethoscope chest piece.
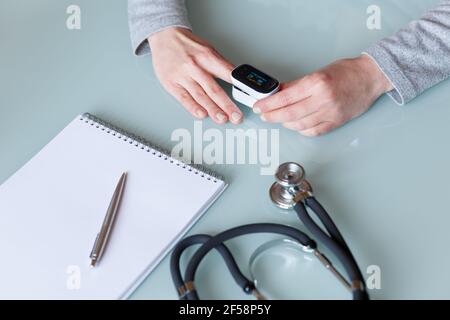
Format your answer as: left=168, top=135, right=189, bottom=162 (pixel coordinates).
left=270, top=162, right=313, bottom=209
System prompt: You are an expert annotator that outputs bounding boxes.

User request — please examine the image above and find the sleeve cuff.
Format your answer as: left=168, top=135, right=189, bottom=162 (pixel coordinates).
left=362, top=46, right=418, bottom=106
left=131, top=15, right=191, bottom=56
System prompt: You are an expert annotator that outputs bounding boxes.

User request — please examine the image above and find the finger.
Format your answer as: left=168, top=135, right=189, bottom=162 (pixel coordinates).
left=254, top=72, right=328, bottom=113
left=198, top=49, right=235, bottom=83
left=183, top=80, right=228, bottom=124
left=254, top=78, right=313, bottom=113
left=299, top=122, right=336, bottom=137
left=192, top=69, right=243, bottom=124
left=281, top=111, right=323, bottom=131
left=279, top=80, right=298, bottom=90
left=260, top=97, right=319, bottom=123
left=171, top=85, right=208, bottom=119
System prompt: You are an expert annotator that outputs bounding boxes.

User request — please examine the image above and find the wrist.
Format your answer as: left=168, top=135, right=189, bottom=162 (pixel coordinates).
left=356, top=54, right=394, bottom=99
left=148, top=26, right=191, bottom=50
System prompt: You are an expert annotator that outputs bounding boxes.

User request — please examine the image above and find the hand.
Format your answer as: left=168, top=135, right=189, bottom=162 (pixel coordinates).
left=253, top=55, right=393, bottom=136
left=148, top=27, right=243, bottom=124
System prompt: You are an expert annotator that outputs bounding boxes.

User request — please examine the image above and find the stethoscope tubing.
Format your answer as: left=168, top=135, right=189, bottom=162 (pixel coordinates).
left=170, top=234, right=254, bottom=300
left=303, top=197, right=365, bottom=282
left=177, top=223, right=317, bottom=300
left=171, top=199, right=369, bottom=300
left=295, top=197, right=367, bottom=300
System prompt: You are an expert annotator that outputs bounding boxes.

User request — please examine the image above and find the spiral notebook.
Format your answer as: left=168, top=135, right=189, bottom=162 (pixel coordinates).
left=0, top=113, right=227, bottom=299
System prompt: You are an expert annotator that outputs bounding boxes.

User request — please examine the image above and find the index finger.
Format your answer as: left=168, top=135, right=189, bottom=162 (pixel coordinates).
left=198, top=49, right=235, bottom=83
left=254, top=77, right=313, bottom=113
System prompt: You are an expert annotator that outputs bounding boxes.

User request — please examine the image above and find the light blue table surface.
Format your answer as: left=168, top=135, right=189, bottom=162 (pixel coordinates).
left=1, top=0, right=449, bottom=299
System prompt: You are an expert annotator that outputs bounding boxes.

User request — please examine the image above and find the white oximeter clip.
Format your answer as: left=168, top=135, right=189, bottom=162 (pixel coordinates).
left=231, top=64, right=280, bottom=108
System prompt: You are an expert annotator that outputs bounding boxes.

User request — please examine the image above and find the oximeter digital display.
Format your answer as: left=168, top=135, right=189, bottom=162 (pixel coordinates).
left=231, top=64, right=280, bottom=108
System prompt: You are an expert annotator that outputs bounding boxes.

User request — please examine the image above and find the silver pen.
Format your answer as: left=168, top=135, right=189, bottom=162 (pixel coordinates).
left=90, top=172, right=127, bottom=267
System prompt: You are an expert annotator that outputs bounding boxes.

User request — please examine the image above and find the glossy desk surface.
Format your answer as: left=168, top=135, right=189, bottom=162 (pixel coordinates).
left=1, top=0, right=449, bottom=299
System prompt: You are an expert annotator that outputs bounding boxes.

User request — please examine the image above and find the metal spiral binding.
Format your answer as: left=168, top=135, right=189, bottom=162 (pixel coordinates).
left=79, top=113, right=223, bottom=183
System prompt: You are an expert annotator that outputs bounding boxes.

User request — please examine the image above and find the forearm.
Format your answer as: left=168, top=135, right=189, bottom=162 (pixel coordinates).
left=364, top=0, right=450, bottom=105
left=128, top=0, right=191, bottom=56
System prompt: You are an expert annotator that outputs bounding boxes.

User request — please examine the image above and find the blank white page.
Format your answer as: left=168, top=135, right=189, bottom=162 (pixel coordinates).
left=0, top=114, right=226, bottom=299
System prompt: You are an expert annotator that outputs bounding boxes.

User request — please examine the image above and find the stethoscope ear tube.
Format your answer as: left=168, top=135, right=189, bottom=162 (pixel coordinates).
left=294, top=198, right=368, bottom=300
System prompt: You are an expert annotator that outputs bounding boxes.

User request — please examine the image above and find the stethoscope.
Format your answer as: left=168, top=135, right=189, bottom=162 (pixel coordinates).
left=170, top=162, right=369, bottom=300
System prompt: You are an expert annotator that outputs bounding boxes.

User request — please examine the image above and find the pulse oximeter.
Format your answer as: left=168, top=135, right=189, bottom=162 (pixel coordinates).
left=231, top=64, right=280, bottom=108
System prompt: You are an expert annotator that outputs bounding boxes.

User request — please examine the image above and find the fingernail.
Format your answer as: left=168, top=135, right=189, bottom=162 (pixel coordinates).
left=216, top=112, right=226, bottom=122
left=253, top=107, right=261, bottom=114
left=231, top=112, right=242, bottom=123
left=260, top=114, right=267, bottom=122
left=196, top=109, right=207, bottom=119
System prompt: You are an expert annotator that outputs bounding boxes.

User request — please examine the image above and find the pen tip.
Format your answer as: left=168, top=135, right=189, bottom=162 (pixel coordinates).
left=90, top=260, right=96, bottom=268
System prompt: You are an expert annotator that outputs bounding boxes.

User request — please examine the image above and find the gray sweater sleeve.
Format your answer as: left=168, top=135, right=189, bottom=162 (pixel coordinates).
left=128, top=1, right=450, bottom=105
left=128, top=0, right=191, bottom=56
left=363, top=1, right=450, bottom=105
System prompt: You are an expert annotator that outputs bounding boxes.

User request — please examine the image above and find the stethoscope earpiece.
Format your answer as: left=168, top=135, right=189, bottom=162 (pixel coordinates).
left=270, top=162, right=313, bottom=209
